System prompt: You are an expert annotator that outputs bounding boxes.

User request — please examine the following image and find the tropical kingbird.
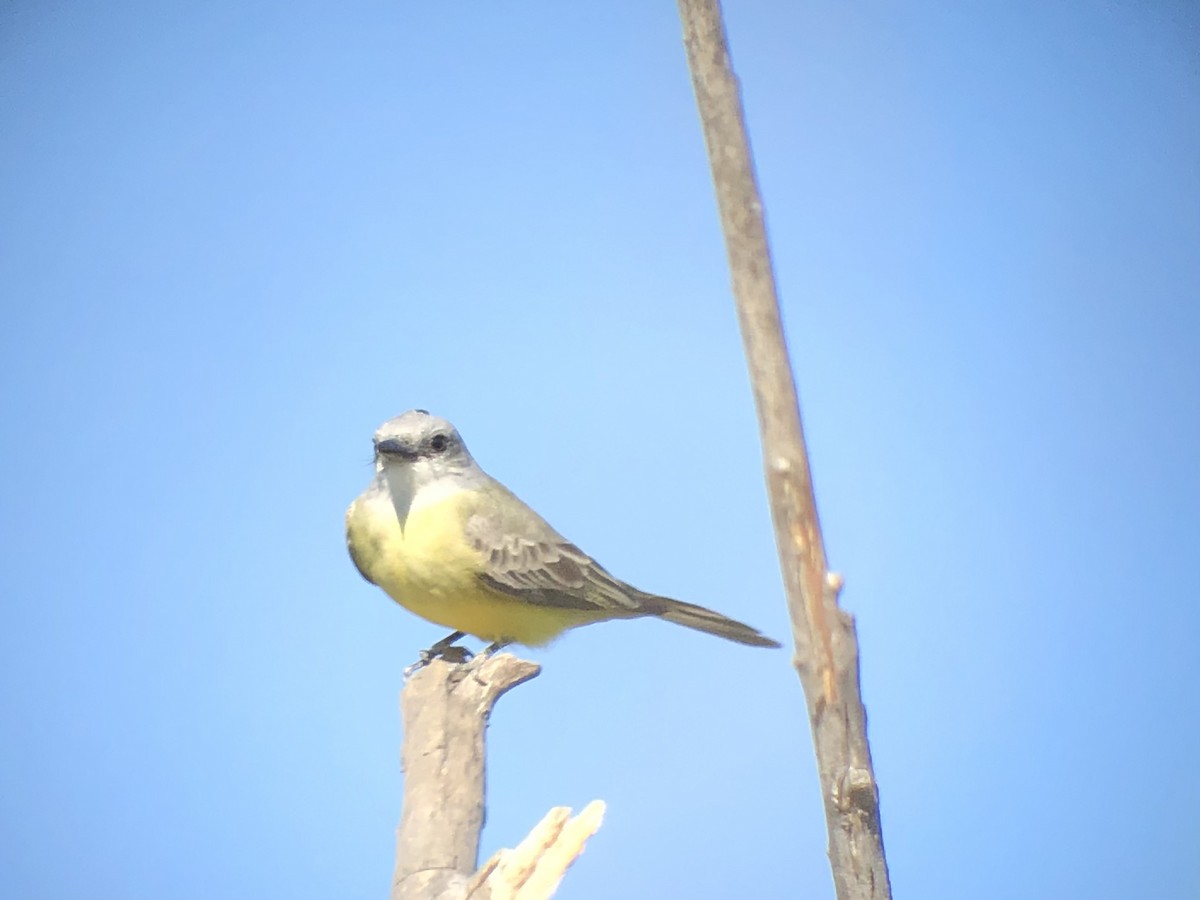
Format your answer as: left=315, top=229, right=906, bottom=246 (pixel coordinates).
left=345, top=409, right=779, bottom=654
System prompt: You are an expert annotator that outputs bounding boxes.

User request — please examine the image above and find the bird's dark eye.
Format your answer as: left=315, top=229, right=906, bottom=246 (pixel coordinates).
left=429, top=434, right=449, bottom=453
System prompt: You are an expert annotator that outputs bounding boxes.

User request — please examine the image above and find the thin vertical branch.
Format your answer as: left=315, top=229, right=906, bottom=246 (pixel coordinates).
left=676, top=2, right=892, bottom=897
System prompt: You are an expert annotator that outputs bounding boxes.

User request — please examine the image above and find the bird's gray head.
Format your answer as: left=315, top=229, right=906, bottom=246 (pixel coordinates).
left=372, top=409, right=479, bottom=486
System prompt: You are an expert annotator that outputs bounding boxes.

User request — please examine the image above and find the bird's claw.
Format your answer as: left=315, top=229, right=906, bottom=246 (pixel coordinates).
left=475, top=639, right=510, bottom=661
left=402, top=634, right=514, bottom=678
left=404, top=630, right=472, bottom=678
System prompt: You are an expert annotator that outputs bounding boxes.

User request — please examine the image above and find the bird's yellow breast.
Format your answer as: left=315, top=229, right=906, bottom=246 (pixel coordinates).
left=346, top=484, right=599, bottom=645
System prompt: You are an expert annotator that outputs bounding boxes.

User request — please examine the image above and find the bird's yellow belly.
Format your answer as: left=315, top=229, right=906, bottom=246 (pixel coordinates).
left=347, top=492, right=597, bottom=645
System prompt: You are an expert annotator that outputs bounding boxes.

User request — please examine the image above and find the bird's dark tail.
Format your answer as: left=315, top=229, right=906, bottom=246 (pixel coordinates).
left=650, top=597, right=781, bottom=648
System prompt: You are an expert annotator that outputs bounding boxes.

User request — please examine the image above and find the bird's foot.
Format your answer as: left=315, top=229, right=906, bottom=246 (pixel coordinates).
left=404, top=630, right=471, bottom=678
left=471, top=639, right=512, bottom=664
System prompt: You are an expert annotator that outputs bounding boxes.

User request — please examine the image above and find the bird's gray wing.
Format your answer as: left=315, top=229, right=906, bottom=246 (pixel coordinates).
left=464, top=505, right=644, bottom=614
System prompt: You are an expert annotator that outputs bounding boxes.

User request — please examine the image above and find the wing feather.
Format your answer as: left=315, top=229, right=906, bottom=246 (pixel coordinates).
left=466, top=513, right=643, bottom=614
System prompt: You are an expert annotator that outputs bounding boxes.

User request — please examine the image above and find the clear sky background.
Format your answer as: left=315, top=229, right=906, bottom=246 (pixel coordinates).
left=2, top=2, right=1198, bottom=898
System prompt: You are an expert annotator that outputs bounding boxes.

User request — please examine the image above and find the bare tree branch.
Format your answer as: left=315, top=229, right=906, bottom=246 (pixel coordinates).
left=468, top=801, right=606, bottom=899
left=676, top=2, right=892, bottom=897
left=391, top=654, right=541, bottom=900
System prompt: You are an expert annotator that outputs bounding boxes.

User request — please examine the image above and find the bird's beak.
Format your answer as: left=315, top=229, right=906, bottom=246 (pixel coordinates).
left=375, top=438, right=419, bottom=460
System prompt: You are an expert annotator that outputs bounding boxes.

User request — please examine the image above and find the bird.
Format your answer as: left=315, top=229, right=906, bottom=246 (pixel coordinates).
left=345, top=409, right=780, bottom=659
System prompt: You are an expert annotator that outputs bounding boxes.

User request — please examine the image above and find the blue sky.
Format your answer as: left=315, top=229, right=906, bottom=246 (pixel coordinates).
left=2, top=2, right=1198, bottom=898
